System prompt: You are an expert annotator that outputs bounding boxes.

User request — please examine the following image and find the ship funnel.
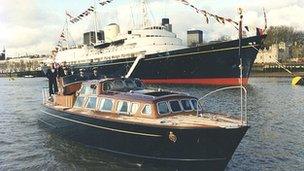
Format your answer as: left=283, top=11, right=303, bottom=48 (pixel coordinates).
left=104, top=23, right=120, bottom=42
left=161, top=18, right=172, bottom=32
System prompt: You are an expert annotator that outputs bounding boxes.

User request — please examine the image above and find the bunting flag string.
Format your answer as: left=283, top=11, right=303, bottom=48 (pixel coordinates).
left=54, top=0, right=115, bottom=51
left=175, top=0, right=266, bottom=35
left=60, top=32, right=66, bottom=41
left=99, top=0, right=114, bottom=6
left=66, top=0, right=114, bottom=24
left=65, top=11, right=73, bottom=19
left=55, top=30, right=66, bottom=49
left=175, top=0, right=239, bottom=27
left=67, top=6, right=95, bottom=24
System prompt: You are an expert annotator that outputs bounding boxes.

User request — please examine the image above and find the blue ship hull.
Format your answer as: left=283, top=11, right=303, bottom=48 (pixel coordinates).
left=71, top=35, right=265, bottom=85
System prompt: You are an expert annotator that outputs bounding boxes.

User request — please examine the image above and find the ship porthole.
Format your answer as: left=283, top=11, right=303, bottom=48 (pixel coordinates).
left=168, top=131, right=177, bottom=143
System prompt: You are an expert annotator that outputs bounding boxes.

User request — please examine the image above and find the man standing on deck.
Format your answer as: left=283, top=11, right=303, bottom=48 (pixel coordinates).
left=57, top=61, right=71, bottom=95
left=46, top=63, right=58, bottom=98
left=77, top=69, right=87, bottom=81
left=90, top=68, right=99, bottom=80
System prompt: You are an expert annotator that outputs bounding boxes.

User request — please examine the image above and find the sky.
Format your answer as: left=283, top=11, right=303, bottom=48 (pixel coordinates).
left=0, top=0, right=304, bottom=57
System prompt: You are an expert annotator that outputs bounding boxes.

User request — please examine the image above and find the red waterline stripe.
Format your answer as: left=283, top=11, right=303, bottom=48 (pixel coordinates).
left=142, top=78, right=249, bottom=86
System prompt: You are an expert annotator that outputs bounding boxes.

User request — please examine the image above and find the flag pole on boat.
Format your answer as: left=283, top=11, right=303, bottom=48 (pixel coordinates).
left=238, top=8, right=244, bottom=124
left=238, top=8, right=243, bottom=86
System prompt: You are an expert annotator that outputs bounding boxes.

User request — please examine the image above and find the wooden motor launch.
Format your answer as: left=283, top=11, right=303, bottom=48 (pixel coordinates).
left=40, top=76, right=249, bottom=170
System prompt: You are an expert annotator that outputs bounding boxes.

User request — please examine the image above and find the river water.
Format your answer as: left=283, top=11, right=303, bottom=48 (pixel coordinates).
left=0, top=77, right=303, bottom=170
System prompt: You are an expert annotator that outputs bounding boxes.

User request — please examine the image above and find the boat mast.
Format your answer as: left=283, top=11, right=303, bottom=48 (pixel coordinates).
left=141, top=0, right=150, bottom=28
left=238, top=8, right=243, bottom=86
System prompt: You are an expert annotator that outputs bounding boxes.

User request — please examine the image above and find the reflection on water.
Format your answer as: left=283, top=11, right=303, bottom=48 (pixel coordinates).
left=0, top=77, right=303, bottom=170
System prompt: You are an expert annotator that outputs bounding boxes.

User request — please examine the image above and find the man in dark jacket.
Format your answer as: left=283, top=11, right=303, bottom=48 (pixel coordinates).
left=57, top=61, right=71, bottom=94
left=90, top=68, right=99, bottom=80
left=57, top=61, right=71, bottom=77
left=77, top=69, right=87, bottom=81
left=45, top=63, right=58, bottom=97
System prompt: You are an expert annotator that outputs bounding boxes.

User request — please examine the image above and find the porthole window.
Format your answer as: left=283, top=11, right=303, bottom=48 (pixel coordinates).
left=157, top=102, right=170, bottom=115
left=142, top=104, right=152, bottom=115
left=169, top=100, right=182, bottom=113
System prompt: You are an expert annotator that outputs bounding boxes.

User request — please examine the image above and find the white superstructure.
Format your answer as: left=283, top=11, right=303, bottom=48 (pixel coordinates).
left=55, top=25, right=187, bottom=65
left=55, top=0, right=187, bottom=65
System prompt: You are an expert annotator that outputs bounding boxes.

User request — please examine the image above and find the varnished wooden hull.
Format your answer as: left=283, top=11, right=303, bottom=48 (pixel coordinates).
left=40, top=105, right=248, bottom=170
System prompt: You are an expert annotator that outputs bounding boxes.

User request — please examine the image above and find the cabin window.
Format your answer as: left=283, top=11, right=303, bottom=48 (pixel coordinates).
left=80, top=85, right=95, bottom=95
left=190, top=99, right=201, bottom=111
left=74, top=96, right=85, bottom=108
left=169, top=100, right=182, bottom=113
left=142, top=104, right=152, bottom=115
left=92, top=88, right=97, bottom=94
left=113, top=80, right=124, bottom=89
left=130, top=103, right=140, bottom=115
left=99, top=98, right=113, bottom=112
left=125, top=79, right=136, bottom=89
left=157, top=102, right=170, bottom=115
left=117, top=101, right=130, bottom=114
left=181, top=99, right=193, bottom=111
left=86, top=97, right=97, bottom=109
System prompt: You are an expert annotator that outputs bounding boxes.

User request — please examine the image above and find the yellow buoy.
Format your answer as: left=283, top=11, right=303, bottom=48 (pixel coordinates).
left=292, top=76, right=303, bottom=86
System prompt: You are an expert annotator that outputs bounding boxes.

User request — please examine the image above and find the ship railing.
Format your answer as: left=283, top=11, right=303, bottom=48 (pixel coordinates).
left=197, top=85, right=248, bottom=125
left=42, top=87, right=50, bottom=104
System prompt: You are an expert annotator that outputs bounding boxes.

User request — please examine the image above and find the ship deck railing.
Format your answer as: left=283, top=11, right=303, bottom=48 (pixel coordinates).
left=197, top=85, right=248, bottom=125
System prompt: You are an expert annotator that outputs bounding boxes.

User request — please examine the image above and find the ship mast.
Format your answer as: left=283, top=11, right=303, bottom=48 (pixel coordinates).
left=141, top=0, right=150, bottom=28
left=63, top=11, right=76, bottom=48
left=65, top=16, right=70, bottom=49
left=93, top=0, right=99, bottom=45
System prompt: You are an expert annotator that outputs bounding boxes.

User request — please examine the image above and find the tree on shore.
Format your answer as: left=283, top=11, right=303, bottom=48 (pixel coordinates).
left=264, top=26, right=304, bottom=47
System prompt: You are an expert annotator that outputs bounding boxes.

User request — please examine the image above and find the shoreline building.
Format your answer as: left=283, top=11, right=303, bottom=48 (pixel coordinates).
left=0, top=55, right=50, bottom=73
left=255, top=42, right=290, bottom=64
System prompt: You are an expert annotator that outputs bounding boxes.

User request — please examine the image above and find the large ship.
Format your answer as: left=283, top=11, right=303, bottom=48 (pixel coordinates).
left=54, top=1, right=265, bottom=86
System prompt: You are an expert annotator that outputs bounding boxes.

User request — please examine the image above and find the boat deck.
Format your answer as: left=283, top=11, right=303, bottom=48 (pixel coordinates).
left=45, top=103, right=245, bottom=129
